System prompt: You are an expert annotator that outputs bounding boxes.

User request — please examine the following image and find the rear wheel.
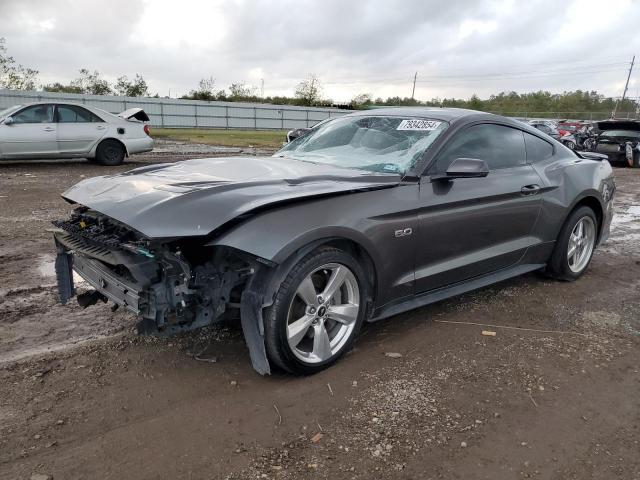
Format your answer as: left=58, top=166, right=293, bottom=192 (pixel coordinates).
left=563, top=140, right=576, bottom=150
left=95, top=139, right=125, bottom=166
left=546, top=206, right=597, bottom=281
left=264, top=247, right=368, bottom=375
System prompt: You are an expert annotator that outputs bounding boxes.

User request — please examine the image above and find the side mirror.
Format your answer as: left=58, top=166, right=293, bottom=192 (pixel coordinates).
left=3, top=116, right=14, bottom=125
left=432, top=158, right=489, bottom=181
left=286, top=127, right=311, bottom=143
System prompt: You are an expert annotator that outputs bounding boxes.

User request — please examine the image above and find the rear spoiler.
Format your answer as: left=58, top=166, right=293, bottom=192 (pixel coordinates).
left=577, top=151, right=609, bottom=161
left=117, top=108, right=150, bottom=122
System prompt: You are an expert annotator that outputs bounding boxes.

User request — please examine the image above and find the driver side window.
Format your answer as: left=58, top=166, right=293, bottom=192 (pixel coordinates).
left=431, top=123, right=526, bottom=173
left=12, top=105, right=54, bottom=124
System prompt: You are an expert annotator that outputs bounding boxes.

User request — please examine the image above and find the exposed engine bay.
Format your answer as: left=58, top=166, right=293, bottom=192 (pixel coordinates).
left=53, top=207, right=256, bottom=335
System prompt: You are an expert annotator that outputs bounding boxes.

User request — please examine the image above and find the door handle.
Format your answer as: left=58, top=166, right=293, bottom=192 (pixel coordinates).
left=521, top=184, right=541, bottom=195
left=96, top=125, right=106, bottom=130
left=43, top=127, right=55, bottom=132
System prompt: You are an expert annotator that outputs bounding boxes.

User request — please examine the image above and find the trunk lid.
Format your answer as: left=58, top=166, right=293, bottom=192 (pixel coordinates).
left=117, top=108, right=150, bottom=122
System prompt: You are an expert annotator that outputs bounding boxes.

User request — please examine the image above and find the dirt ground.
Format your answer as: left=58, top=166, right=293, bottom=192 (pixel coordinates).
left=1, top=142, right=639, bottom=480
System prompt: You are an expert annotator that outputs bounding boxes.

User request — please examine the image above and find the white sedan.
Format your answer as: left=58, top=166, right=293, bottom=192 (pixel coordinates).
left=0, top=102, right=153, bottom=165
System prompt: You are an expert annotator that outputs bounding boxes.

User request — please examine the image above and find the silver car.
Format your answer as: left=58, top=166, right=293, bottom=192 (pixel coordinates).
left=0, top=102, right=153, bottom=165
left=528, top=120, right=560, bottom=140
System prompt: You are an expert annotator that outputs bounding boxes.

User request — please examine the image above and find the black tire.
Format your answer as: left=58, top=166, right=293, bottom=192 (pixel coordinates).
left=264, top=247, right=369, bottom=375
left=628, top=149, right=640, bottom=168
left=95, top=139, right=126, bottom=166
left=563, top=140, right=576, bottom=150
left=546, top=206, right=598, bottom=281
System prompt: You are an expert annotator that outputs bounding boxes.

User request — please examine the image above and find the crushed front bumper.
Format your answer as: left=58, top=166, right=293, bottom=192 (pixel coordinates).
left=72, top=254, right=142, bottom=314
left=53, top=228, right=154, bottom=318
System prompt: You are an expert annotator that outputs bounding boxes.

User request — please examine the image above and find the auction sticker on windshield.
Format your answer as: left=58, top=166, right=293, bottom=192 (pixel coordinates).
left=397, top=119, right=442, bottom=131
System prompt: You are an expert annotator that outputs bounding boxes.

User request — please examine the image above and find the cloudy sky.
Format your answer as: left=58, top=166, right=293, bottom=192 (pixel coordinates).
left=1, top=0, right=639, bottom=102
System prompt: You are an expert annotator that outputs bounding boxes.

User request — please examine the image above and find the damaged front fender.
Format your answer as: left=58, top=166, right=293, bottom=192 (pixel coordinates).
left=237, top=238, right=338, bottom=375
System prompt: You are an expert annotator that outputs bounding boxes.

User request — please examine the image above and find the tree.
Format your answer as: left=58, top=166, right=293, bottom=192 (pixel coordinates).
left=350, top=93, right=373, bottom=109
left=182, top=77, right=218, bottom=101
left=0, top=37, right=39, bottom=90
left=469, top=94, right=483, bottom=110
left=70, top=69, right=112, bottom=95
left=228, top=82, right=257, bottom=100
left=295, top=74, right=323, bottom=106
left=114, top=74, right=149, bottom=97
left=43, top=82, right=84, bottom=94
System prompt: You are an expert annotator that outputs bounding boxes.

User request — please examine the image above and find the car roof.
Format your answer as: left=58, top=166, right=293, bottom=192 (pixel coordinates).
left=345, top=107, right=495, bottom=122
left=343, top=107, right=551, bottom=137
left=594, top=119, right=640, bottom=132
left=12, top=101, right=93, bottom=108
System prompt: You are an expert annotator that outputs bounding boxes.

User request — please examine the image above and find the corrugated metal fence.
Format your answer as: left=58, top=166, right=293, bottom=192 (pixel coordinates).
left=2, top=89, right=635, bottom=127
left=0, top=89, right=351, bottom=130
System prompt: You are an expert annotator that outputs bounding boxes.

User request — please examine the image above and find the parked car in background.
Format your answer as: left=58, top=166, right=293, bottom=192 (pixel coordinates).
left=529, top=120, right=560, bottom=140
left=53, top=108, right=615, bottom=375
left=0, top=102, right=153, bottom=165
left=286, top=117, right=333, bottom=143
left=528, top=119, right=557, bottom=128
left=560, top=123, right=597, bottom=151
left=592, top=120, right=640, bottom=167
left=557, top=121, right=583, bottom=137
left=286, top=127, right=311, bottom=143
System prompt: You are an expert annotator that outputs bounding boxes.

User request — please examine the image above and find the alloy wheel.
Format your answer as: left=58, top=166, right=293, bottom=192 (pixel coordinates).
left=286, top=263, right=360, bottom=363
left=567, top=216, right=596, bottom=273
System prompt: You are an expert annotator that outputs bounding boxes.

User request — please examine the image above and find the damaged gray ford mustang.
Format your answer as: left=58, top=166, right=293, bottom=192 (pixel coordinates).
left=52, top=108, right=615, bottom=375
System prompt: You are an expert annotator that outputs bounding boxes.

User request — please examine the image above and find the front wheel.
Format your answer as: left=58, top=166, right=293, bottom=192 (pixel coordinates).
left=264, top=247, right=369, bottom=374
left=546, top=206, right=597, bottom=281
left=563, top=140, right=577, bottom=150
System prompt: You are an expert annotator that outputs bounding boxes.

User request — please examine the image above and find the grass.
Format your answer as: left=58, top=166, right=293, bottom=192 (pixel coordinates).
left=150, top=128, right=288, bottom=149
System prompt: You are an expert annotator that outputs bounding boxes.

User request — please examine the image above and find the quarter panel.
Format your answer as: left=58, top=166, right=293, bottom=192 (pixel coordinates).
left=530, top=154, right=613, bottom=244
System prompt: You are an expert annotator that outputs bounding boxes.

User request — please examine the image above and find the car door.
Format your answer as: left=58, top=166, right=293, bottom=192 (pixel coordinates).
left=55, top=104, right=108, bottom=155
left=414, top=123, right=544, bottom=293
left=0, top=104, right=57, bottom=158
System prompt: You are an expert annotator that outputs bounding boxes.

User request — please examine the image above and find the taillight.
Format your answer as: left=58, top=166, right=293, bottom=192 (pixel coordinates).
left=144, top=124, right=150, bottom=136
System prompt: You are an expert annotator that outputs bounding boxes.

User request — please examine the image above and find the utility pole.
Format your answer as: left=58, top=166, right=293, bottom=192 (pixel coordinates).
left=411, top=72, right=417, bottom=100
left=612, top=55, right=635, bottom=118
left=260, top=78, right=264, bottom=98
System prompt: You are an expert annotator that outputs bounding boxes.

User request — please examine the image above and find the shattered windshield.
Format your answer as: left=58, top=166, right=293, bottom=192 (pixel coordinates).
left=275, top=115, right=448, bottom=174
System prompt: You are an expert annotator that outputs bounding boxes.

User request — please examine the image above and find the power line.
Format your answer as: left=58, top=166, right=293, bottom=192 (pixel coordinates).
left=316, top=60, right=631, bottom=87
left=415, top=63, right=628, bottom=81
left=415, top=67, right=628, bottom=85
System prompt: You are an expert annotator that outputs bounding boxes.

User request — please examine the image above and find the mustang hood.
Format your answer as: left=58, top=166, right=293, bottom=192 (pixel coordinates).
left=62, top=156, right=401, bottom=238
